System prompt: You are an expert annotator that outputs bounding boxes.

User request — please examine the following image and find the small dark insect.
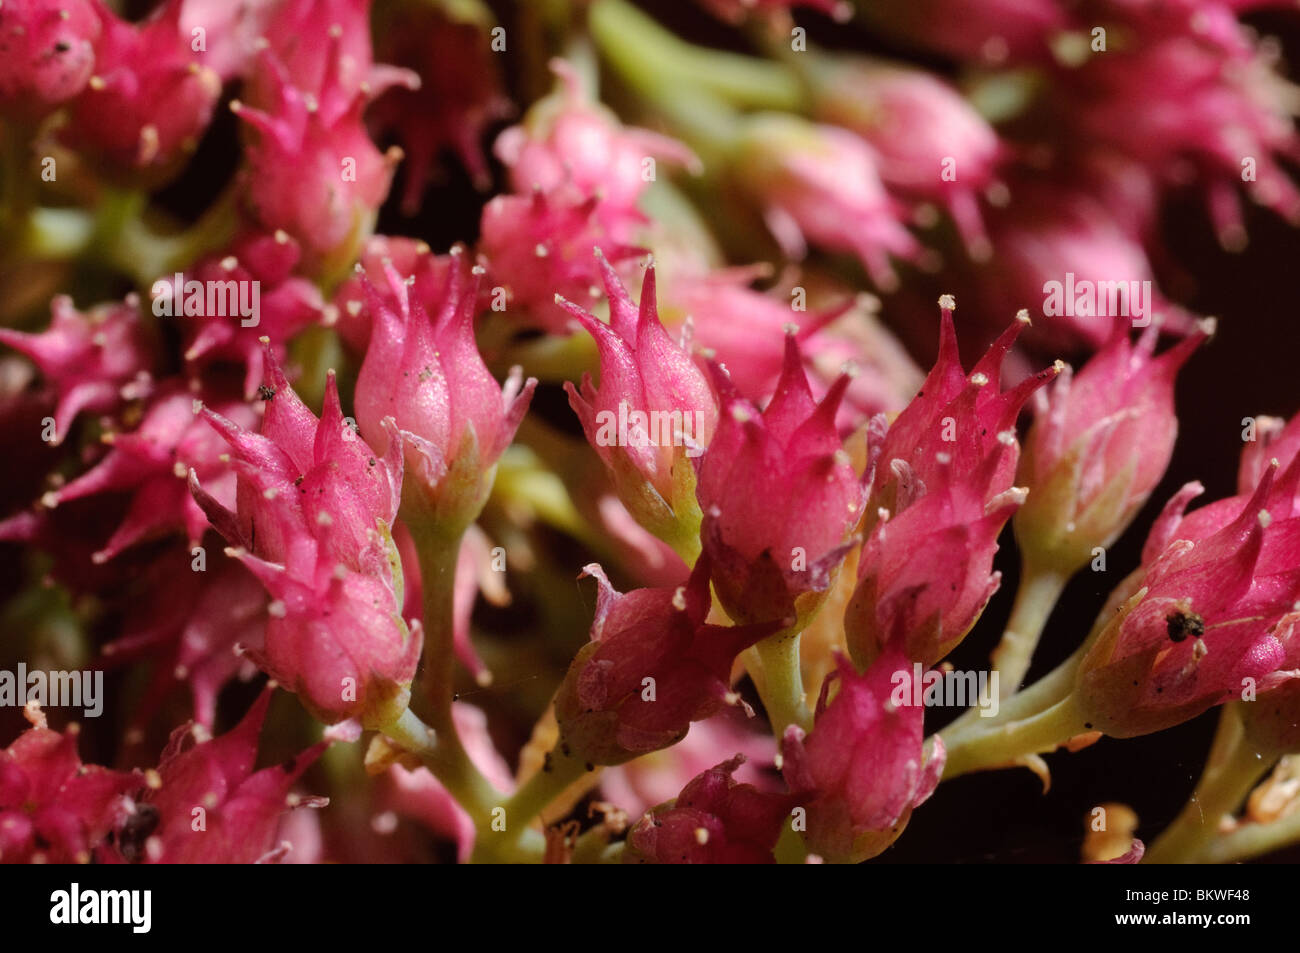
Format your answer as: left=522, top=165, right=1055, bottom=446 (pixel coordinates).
left=1166, top=610, right=1205, bottom=643
left=257, top=384, right=276, bottom=401
left=116, top=802, right=161, bottom=864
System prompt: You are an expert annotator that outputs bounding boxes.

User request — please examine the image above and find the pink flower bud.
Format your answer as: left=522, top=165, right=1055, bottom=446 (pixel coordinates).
left=43, top=384, right=254, bottom=563
left=0, top=0, right=100, bottom=118
left=140, top=688, right=327, bottom=863
left=253, top=0, right=413, bottom=105
left=698, top=332, right=863, bottom=626
left=233, top=557, right=420, bottom=726
left=781, top=650, right=945, bottom=863
left=663, top=270, right=923, bottom=422
left=1016, top=321, right=1210, bottom=574
left=812, top=59, right=1003, bottom=256
left=0, top=706, right=138, bottom=864
left=232, top=50, right=403, bottom=279
left=663, top=268, right=839, bottom=397
left=0, top=294, right=156, bottom=445
left=369, top=0, right=511, bottom=212
left=623, top=755, right=801, bottom=864
left=846, top=303, right=1059, bottom=664
left=171, top=231, right=325, bottom=398
left=732, top=116, right=920, bottom=291
left=985, top=186, right=1187, bottom=348
left=107, top=553, right=267, bottom=731
left=63, top=0, right=221, bottom=179
left=866, top=302, right=1058, bottom=521
left=355, top=251, right=535, bottom=529
left=332, top=236, right=447, bottom=353
left=858, top=0, right=1066, bottom=65
left=496, top=59, right=697, bottom=240
left=197, top=352, right=403, bottom=576
left=561, top=255, right=716, bottom=545
left=848, top=454, right=1023, bottom=666
left=177, top=0, right=279, bottom=82
left=1239, top=413, right=1300, bottom=499
left=1241, top=642, right=1300, bottom=755
left=479, top=186, right=644, bottom=333
left=1057, top=21, right=1300, bottom=242
left=1144, top=426, right=1300, bottom=567
left=190, top=349, right=417, bottom=725
left=1077, top=462, right=1300, bottom=738
left=555, top=557, right=779, bottom=766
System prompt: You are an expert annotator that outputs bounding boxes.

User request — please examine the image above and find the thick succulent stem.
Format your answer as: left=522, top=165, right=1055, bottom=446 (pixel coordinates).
left=590, top=0, right=804, bottom=116
left=413, top=528, right=462, bottom=729
left=471, top=746, right=590, bottom=863
left=1197, top=809, right=1300, bottom=864
left=392, top=515, right=511, bottom=840
left=989, top=564, right=1068, bottom=698
left=941, top=693, right=1088, bottom=780
left=1145, top=706, right=1278, bottom=863
left=753, top=631, right=814, bottom=736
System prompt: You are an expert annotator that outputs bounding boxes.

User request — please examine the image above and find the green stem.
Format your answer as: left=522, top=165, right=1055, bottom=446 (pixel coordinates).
left=1197, top=809, right=1300, bottom=864
left=379, top=707, right=502, bottom=829
left=413, top=527, right=462, bottom=730
left=505, top=749, right=590, bottom=829
left=1145, top=706, right=1277, bottom=864
left=472, top=747, right=591, bottom=862
left=754, top=631, right=813, bottom=736
left=944, top=598, right=1102, bottom=744
left=589, top=0, right=743, bottom=159
left=989, top=565, right=1069, bottom=698
left=570, top=821, right=619, bottom=864
left=773, top=819, right=810, bottom=864
left=597, top=842, right=626, bottom=863
left=941, top=693, right=1088, bottom=780
left=400, top=521, right=513, bottom=841
left=590, top=0, right=803, bottom=113
left=661, top=507, right=703, bottom=567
